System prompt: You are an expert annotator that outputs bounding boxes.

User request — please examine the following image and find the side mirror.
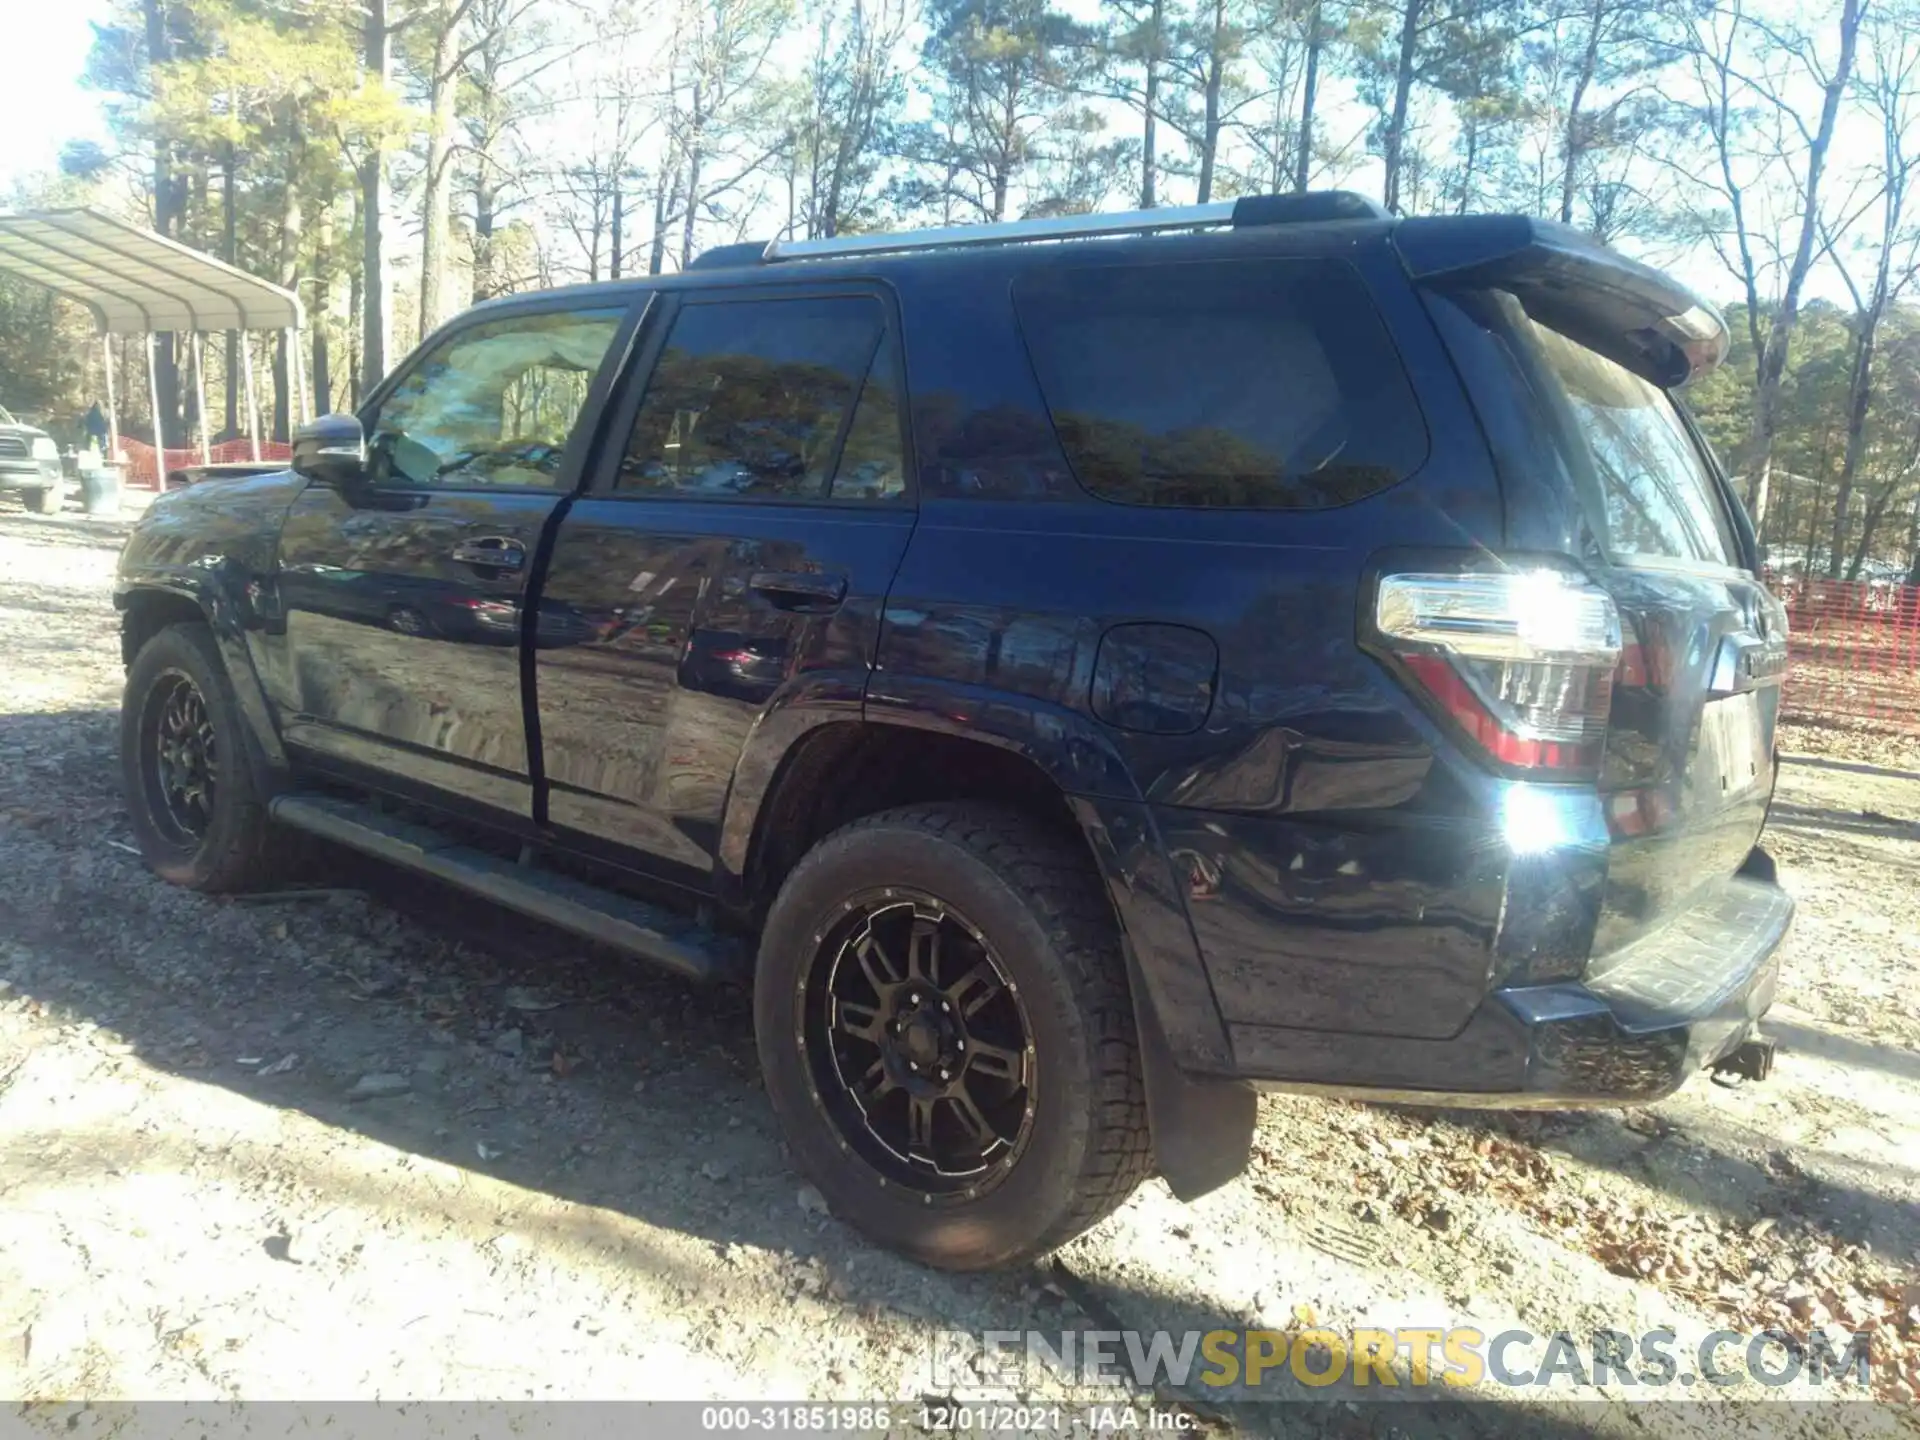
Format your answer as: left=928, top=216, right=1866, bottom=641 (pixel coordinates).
left=292, top=413, right=367, bottom=487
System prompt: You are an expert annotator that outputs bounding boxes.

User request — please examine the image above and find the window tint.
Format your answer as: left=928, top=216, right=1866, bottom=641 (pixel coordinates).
left=1014, top=259, right=1427, bottom=509
left=619, top=296, right=886, bottom=500
left=1510, top=306, right=1737, bottom=565
left=366, top=308, right=622, bottom=489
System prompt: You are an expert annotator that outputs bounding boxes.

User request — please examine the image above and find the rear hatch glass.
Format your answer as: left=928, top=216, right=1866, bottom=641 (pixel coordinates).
left=1514, top=304, right=1742, bottom=567
left=1461, top=290, right=1783, bottom=957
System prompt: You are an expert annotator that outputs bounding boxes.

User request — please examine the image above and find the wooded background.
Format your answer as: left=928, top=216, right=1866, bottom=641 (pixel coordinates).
left=0, top=0, right=1910, bottom=579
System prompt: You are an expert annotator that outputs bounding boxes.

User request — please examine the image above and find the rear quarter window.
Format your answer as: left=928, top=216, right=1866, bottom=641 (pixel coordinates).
left=1012, top=257, right=1428, bottom=509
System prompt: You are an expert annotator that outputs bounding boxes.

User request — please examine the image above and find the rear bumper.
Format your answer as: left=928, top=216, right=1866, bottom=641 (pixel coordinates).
left=1229, top=874, right=1790, bottom=1105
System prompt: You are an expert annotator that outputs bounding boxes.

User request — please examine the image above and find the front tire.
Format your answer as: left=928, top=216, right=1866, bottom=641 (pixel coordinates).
left=22, top=486, right=58, bottom=515
left=121, top=622, right=286, bottom=892
left=755, top=804, right=1152, bottom=1270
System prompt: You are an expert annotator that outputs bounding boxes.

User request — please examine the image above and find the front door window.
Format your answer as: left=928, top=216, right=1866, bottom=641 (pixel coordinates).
left=366, top=307, right=625, bottom=490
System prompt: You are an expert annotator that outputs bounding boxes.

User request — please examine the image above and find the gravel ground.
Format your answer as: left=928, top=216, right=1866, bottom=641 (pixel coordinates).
left=0, top=496, right=1916, bottom=1437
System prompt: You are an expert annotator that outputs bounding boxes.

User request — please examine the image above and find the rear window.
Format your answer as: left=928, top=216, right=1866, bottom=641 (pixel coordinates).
left=1013, top=258, right=1427, bottom=510
left=1499, top=297, right=1739, bottom=566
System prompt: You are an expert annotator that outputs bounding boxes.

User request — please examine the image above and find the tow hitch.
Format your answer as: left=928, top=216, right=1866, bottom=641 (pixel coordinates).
left=1712, top=1036, right=1777, bottom=1085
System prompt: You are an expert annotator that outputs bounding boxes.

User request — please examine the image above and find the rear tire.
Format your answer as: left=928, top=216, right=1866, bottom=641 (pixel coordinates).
left=121, top=621, right=288, bottom=892
left=754, top=803, right=1152, bottom=1270
left=22, top=486, right=58, bottom=514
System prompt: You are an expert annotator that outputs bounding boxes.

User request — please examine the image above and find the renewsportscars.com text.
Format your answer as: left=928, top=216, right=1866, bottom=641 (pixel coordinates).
left=930, top=1326, right=1874, bottom=1394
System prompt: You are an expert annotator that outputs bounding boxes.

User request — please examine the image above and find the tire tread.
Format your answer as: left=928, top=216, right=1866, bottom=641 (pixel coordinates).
left=824, top=802, right=1153, bottom=1255
left=123, top=622, right=287, bottom=893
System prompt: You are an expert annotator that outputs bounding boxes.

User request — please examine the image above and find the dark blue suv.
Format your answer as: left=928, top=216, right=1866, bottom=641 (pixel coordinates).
left=114, top=192, right=1791, bottom=1270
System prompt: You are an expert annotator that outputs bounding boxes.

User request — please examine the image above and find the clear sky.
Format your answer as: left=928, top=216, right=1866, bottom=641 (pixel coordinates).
left=0, top=0, right=112, bottom=198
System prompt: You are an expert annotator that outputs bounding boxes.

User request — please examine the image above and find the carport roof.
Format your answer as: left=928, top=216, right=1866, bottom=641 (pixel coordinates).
left=0, top=207, right=303, bottom=334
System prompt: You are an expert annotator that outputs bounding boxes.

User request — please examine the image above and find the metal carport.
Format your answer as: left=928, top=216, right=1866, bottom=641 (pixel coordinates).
left=0, top=206, right=306, bottom=480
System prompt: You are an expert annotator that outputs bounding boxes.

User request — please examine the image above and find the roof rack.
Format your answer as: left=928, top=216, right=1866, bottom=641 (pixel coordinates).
left=706, top=190, right=1387, bottom=268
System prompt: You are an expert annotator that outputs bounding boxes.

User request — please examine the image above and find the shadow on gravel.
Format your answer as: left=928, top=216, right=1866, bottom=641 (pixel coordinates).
left=1766, top=802, right=1920, bottom=842
left=1781, top=752, right=1920, bottom=785
left=1762, top=1019, right=1920, bottom=1086
left=1416, top=1103, right=1920, bottom=1259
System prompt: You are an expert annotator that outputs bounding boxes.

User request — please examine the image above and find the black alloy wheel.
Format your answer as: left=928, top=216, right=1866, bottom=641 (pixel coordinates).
left=141, top=671, right=218, bottom=844
left=802, top=890, right=1036, bottom=1196
left=121, top=621, right=289, bottom=893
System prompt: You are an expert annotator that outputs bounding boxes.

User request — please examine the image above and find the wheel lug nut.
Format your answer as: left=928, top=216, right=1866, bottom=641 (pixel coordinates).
left=908, top=992, right=920, bottom=1005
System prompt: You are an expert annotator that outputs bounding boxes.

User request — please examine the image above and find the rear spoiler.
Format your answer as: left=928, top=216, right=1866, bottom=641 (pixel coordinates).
left=1392, top=215, right=1728, bottom=388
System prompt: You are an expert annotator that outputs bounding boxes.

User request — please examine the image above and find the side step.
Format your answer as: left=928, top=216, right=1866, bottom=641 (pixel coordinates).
left=270, top=794, right=749, bottom=985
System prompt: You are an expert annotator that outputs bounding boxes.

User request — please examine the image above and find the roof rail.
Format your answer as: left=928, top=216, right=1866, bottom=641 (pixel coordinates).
left=755, top=190, right=1389, bottom=265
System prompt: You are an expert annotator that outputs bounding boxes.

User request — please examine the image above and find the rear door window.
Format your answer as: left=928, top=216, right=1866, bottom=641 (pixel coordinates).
left=1012, top=258, right=1427, bottom=509
left=617, top=295, right=894, bottom=501
left=1495, top=296, right=1739, bottom=567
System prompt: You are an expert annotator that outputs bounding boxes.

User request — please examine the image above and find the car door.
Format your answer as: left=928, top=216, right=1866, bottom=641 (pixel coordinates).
left=533, top=285, right=916, bottom=888
left=273, top=300, right=634, bottom=819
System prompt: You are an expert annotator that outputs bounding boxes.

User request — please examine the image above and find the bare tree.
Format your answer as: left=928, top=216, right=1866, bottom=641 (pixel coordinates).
left=667, top=0, right=792, bottom=266
left=1682, top=0, right=1866, bottom=529
left=787, top=0, right=911, bottom=237
left=1828, top=5, right=1920, bottom=575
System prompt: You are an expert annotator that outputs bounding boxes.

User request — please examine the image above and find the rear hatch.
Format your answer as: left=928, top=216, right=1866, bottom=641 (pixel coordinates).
left=1398, top=217, right=1788, bottom=962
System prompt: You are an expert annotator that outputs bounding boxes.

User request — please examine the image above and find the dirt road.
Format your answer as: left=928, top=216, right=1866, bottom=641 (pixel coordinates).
left=1, top=499, right=1915, bottom=1436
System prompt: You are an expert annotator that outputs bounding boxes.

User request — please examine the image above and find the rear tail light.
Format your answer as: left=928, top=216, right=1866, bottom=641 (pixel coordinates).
left=1375, top=569, right=1622, bottom=772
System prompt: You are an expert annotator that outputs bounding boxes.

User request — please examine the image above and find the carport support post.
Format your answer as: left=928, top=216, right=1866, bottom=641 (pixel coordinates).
left=287, top=326, right=309, bottom=427
left=240, top=330, right=261, bottom=461
left=101, top=333, right=119, bottom=461
left=191, top=331, right=211, bottom=464
left=145, top=333, right=165, bottom=486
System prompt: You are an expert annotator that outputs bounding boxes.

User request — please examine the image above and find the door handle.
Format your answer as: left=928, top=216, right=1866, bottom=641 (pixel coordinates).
left=451, top=536, right=526, bottom=571
left=749, top=570, right=847, bottom=611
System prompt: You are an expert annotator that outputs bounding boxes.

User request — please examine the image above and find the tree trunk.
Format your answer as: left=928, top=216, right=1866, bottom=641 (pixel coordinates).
left=272, top=138, right=304, bottom=443
left=680, top=82, right=706, bottom=267
left=144, top=0, right=182, bottom=449
left=991, top=81, right=1016, bottom=221
left=1456, top=117, right=1479, bottom=213
left=360, top=0, right=391, bottom=395
left=1196, top=0, right=1227, bottom=203
left=1559, top=0, right=1603, bottom=226
left=649, top=161, right=676, bottom=276
left=1744, top=0, right=1864, bottom=528
left=222, top=146, right=239, bottom=438
left=1381, top=0, right=1422, bottom=215
left=347, top=266, right=363, bottom=407
left=1829, top=305, right=1885, bottom=578
left=473, top=168, right=499, bottom=299
left=611, top=173, right=624, bottom=280
left=1906, top=489, right=1920, bottom=587
left=1848, top=486, right=1896, bottom=581
left=312, top=195, right=335, bottom=415
left=1141, top=0, right=1163, bottom=207
left=1295, top=0, right=1321, bottom=193
left=420, top=3, right=464, bottom=335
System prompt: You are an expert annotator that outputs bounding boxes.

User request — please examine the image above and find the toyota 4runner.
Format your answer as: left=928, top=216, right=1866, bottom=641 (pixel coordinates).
left=114, top=192, right=1791, bottom=1270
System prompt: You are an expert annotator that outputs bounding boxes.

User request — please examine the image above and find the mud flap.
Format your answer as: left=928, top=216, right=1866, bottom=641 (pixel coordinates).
left=1129, top=952, right=1256, bottom=1201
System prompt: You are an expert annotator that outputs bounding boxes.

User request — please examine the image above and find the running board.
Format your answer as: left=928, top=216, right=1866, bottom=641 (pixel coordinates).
left=270, top=794, right=748, bottom=985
